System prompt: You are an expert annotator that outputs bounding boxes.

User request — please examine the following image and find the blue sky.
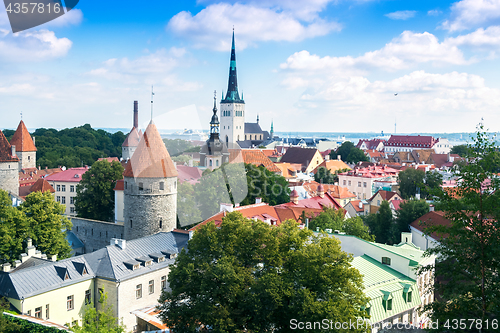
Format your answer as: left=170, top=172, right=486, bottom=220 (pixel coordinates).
left=2, top=0, right=500, bottom=133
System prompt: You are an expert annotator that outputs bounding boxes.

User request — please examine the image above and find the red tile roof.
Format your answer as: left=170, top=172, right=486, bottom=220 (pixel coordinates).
left=122, top=127, right=141, bottom=147
left=390, top=199, right=405, bottom=211
left=123, top=122, right=178, bottom=178
left=30, top=178, right=55, bottom=193
left=369, top=189, right=400, bottom=202
left=277, top=192, right=342, bottom=210
left=228, top=149, right=281, bottom=173
left=114, top=179, right=124, bottom=191
left=0, top=130, right=19, bottom=162
left=177, top=165, right=203, bottom=185
left=10, top=121, right=36, bottom=152
left=356, top=139, right=386, bottom=150
left=18, top=168, right=62, bottom=187
left=45, top=167, right=89, bottom=182
left=386, top=135, right=436, bottom=148
left=410, top=210, right=451, bottom=240
left=348, top=199, right=364, bottom=212
left=303, top=181, right=356, bottom=200
left=98, top=157, right=119, bottom=163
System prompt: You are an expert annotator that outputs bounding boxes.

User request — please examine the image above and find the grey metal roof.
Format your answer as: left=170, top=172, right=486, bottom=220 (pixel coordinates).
left=66, top=231, right=84, bottom=250
left=244, top=122, right=263, bottom=134
left=0, top=231, right=189, bottom=300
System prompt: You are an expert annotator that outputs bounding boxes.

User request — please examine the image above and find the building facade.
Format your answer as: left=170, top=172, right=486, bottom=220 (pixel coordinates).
left=45, top=167, right=89, bottom=216
left=0, top=130, right=20, bottom=196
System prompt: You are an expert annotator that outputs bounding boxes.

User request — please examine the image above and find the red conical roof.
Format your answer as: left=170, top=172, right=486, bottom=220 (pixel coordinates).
left=30, top=178, right=55, bottom=193
left=290, top=189, right=299, bottom=198
left=0, top=130, right=19, bottom=162
left=122, top=127, right=141, bottom=147
left=10, top=121, right=36, bottom=152
left=123, top=122, right=178, bottom=178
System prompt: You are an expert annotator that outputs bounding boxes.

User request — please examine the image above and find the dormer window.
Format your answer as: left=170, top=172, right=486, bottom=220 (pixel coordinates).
left=133, top=264, right=140, bottom=270
left=382, top=257, right=391, bottom=265
left=82, top=267, right=88, bottom=275
left=64, top=272, right=70, bottom=280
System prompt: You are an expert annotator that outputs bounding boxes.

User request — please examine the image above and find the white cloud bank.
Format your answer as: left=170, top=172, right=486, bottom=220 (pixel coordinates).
left=167, top=2, right=341, bottom=51
left=385, top=10, right=417, bottom=20
left=442, top=0, right=500, bottom=32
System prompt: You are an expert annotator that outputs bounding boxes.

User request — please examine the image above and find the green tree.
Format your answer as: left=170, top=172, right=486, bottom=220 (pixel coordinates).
left=394, top=199, right=429, bottom=236
left=70, top=291, right=125, bottom=333
left=241, top=163, right=290, bottom=206
left=450, top=144, right=469, bottom=157
left=158, top=212, right=368, bottom=332
left=419, top=126, right=500, bottom=330
left=162, top=139, right=194, bottom=157
left=330, top=141, right=368, bottom=164
left=343, top=216, right=376, bottom=242
left=309, top=207, right=344, bottom=232
left=0, top=297, right=21, bottom=333
left=364, top=201, right=394, bottom=244
left=20, top=191, right=72, bottom=259
left=177, top=182, right=202, bottom=227
left=397, top=168, right=425, bottom=199
left=422, top=171, right=443, bottom=199
left=314, top=166, right=335, bottom=184
left=0, top=191, right=26, bottom=264
left=75, top=160, right=124, bottom=222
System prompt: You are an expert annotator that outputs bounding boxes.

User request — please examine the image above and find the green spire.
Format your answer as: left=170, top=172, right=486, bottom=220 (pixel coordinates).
left=222, top=30, right=244, bottom=104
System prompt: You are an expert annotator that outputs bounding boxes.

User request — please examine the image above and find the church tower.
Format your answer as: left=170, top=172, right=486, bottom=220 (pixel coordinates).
left=122, top=121, right=178, bottom=240
left=200, top=91, right=229, bottom=170
left=10, top=120, right=36, bottom=171
left=220, top=30, right=245, bottom=146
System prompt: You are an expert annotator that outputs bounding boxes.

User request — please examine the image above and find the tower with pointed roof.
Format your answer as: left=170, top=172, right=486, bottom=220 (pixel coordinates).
left=0, top=130, right=19, bottom=195
left=200, top=91, right=229, bottom=170
left=122, top=121, right=178, bottom=240
left=122, top=101, right=142, bottom=160
left=10, top=120, right=36, bottom=171
left=220, top=30, right=245, bottom=146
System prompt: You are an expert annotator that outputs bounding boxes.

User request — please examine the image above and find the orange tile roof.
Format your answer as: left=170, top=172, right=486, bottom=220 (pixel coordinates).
left=123, top=122, right=178, bottom=178
left=122, top=127, right=141, bottom=147
left=0, top=130, right=19, bottom=162
left=228, top=149, right=281, bottom=173
left=98, top=157, right=119, bottom=163
left=313, top=160, right=351, bottom=174
left=10, top=121, right=36, bottom=152
left=274, top=162, right=297, bottom=178
left=368, top=189, right=400, bottom=202
left=30, top=178, right=55, bottom=193
left=303, top=181, right=356, bottom=199
left=114, top=179, right=124, bottom=191
left=348, top=200, right=364, bottom=212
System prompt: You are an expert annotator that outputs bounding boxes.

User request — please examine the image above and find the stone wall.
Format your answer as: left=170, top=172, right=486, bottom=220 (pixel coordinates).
left=123, top=176, right=177, bottom=240
left=17, top=151, right=36, bottom=171
left=70, top=217, right=124, bottom=253
left=0, top=162, right=19, bottom=196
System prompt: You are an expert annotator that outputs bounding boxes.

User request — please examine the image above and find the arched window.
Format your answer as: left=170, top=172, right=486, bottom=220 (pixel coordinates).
left=226, top=136, right=228, bottom=144
left=209, top=160, right=212, bottom=167
left=216, top=160, right=219, bottom=166
left=159, top=218, right=163, bottom=228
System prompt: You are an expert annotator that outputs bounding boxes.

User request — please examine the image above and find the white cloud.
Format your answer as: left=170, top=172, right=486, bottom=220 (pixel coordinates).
left=0, top=29, right=71, bottom=62
left=446, top=26, right=500, bottom=51
left=385, top=10, right=417, bottom=20
left=42, top=8, right=83, bottom=28
left=442, top=0, right=500, bottom=32
left=427, top=9, right=442, bottom=16
left=280, top=31, right=467, bottom=78
left=167, top=3, right=341, bottom=51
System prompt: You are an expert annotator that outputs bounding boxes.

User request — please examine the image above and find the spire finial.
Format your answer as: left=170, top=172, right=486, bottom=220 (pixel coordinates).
left=213, top=90, right=217, bottom=112
left=20, top=111, right=22, bottom=120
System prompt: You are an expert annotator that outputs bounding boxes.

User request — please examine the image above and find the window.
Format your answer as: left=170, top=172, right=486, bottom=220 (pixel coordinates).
left=387, top=299, right=393, bottom=311
left=209, top=160, right=212, bottom=167
left=149, top=280, right=154, bottom=294
left=130, top=220, right=133, bottom=228
left=67, top=295, right=74, bottom=310
left=125, top=181, right=127, bottom=189
left=70, top=185, right=74, bottom=192
left=45, top=304, right=49, bottom=319
left=343, top=180, right=346, bottom=186
left=27, top=310, right=31, bottom=316
left=358, top=181, right=361, bottom=187
left=348, top=181, right=351, bottom=186
left=70, top=197, right=74, bottom=204
left=159, top=182, right=164, bottom=190
left=161, top=276, right=167, bottom=290
left=159, top=218, right=162, bottom=229
left=85, top=290, right=91, bottom=305
left=61, top=185, right=66, bottom=192
left=377, top=200, right=380, bottom=206
left=382, top=257, right=391, bottom=265
left=61, top=196, right=66, bottom=204
left=138, top=182, right=143, bottom=191
left=56, top=185, right=61, bottom=191
left=136, top=284, right=142, bottom=299
left=70, top=207, right=75, bottom=214
left=407, top=291, right=412, bottom=303
left=216, top=160, right=219, bottom=166
left=363, top=182, right=367, bottom=188
left=35, top=306, right=42, bottom=318
left=56, top=196, right=60, bottom=202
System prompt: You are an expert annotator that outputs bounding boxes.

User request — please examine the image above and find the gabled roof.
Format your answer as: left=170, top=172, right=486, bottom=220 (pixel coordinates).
left=30, top=178, right=55, bottom=193
left=313, top=159, right=351, bottom=174
left=356, top=139, right=386, bottom=150
left=123, top=121, right=178, bottom=178
left=390, top=199, right=405, bottom=211
left=386, top=135, right=436, bottom=148
left=280, top=147, right=320, bottom=166
left=45, top=167, right=88, bottom=182
left=10, top=121, right=36, bottom=152
left=303, top=181, right=356, bottom=200
left=369, top=190, right=400, bottom=202
left=346, top=199, right=364, bottom=212
left=277, top=192, right=343, bottom=210
left=228, top=149, right=280, bottom=173
left=122, top=127, right=141, bottom=147
left=0, top=130, right=19, bottom=162
left=244, top=122, right=263, bottom=134
left=409, top=210, right=451, bottom=240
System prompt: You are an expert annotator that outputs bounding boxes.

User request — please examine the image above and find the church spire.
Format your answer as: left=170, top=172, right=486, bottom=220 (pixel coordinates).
left=210, top=91, right=220, bottom=136
left=222, top=29, right=243, bottom=103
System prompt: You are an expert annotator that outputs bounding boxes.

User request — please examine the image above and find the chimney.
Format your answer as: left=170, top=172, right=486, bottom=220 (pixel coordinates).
left=189, top=230, right=194, bottom=240
left=317, top=184, right=325, bottom=198
left=51, top=254, right=57, bottom=262
left=429, top=204, right=435, bottom=212
left=116, top=239, right=126, bottom=250
left=32, top=136, right=35, bottom=146
left=401, top=232, right=412, bottom=244
left=220, top=203, right=233, bottom=213
left=110, top=238, right=118, bottom=246
left=133, top=101, right=139, bottom=129
left=2, top=263, right=11, bottom=273
left=290, top=189, right=299, bottom=204
left=305, top=218, right=309, bottom=229
left=358, top=201, right=363, bottom=209
left=337, top=155, right=341, bottom=161
left=325, top=154, right=330, bottom=161
left=11, top=145, right=16, bottom=157
left=255, top=197, right=262, bottom=204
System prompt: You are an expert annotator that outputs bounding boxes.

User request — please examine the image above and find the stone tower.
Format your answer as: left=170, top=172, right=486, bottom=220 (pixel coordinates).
left=200, top=91, right=229, bottom=170
left=220, top=30, right=245, bottom=145
left=122, top=121, right=178, bottom=240
left=0, top=130, right=19, bottom=195
left=10, top=120, right=36, bottom=171
left=122, top=101, right=141, bottom=160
